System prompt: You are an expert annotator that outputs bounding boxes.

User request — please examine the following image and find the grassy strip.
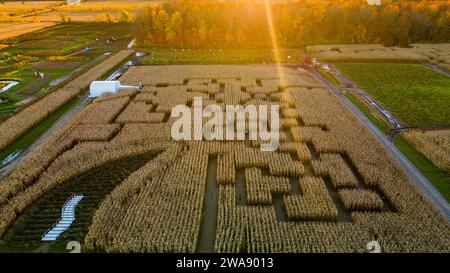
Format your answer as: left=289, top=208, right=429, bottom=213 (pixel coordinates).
left=141, top=48, right=301, bottom=65
left=395, top=136, right=450, bottom=203
left=0, top=97, right=80, bottom=164
left=332, top=63, right=450, bottom=202
left=345, top=93, right=390, bottom=133
left=317, top=67, right=390, bottom=133
left=348, top=90, right=450, bottom=203
left=319, top=68, right=340, bottom=86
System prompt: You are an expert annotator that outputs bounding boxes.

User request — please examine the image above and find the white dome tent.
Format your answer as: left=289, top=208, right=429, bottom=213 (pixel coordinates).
left=89, top=81, right=141, bottom=98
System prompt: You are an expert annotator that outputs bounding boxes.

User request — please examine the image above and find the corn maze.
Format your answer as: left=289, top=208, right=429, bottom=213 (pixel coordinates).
left=0, top=65, right=449, bottom=252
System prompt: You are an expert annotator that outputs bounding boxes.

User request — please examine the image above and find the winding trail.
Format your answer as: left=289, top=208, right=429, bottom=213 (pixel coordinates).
left=41, top=194, right=84, bottom=241
left=306, top=65, right=450, bottom=223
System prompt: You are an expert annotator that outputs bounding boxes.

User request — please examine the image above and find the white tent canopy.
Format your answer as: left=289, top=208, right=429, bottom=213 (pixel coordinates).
left=89, top=81, right=141, bottom=98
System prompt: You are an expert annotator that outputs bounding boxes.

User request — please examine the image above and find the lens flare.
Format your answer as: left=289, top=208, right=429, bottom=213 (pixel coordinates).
left=263, top=0, right=285, bottom=85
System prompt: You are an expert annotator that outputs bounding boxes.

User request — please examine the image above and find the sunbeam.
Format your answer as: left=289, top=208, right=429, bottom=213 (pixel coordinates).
left=263, top=0, right=286, bottom=85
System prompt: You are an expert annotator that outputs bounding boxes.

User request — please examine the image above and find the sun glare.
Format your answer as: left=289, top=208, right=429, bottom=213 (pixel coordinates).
left=263, top=0, right=285, bottom=85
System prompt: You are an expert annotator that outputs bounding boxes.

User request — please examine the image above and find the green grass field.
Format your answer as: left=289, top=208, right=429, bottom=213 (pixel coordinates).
left=7, top=37, right=92, bottom=57
left=0, top=67, right=73, bottom=114
left=141, top=49, right=301, bottom=65
left=333, top=63, right=450, bottom=126
left=1, top=67, right=72, bottom=95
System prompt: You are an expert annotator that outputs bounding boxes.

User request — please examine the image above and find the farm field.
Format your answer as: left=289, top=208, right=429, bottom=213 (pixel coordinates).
left=0, top=1, right=63, bottom=9
left=1, top=67, right=72, bottom=95
left=55, top=0, right=157, bottom=11
left=307, top=44, right=428, bottom=63
left=0, top=1, right=63, bottom=15
left=307, top=44, right=450, bottom=72
left=141, top=48, right=302, bottom=65
left=332, top=63, right=450, bottom=126
left=414, top=44, right=450, bottom=72
left=36, top=10, right=122, bottom=22
left=2, top=23, right=133, bottom=56
left=0, top=65, right=448, bottom=252
left=0, top=22, right=133, bottom=119
left=328, top=63, right=450, bottom=202
left=0, top=0, right=448, bottom=256
left=0, top=49, right=133, bottom=156
left=399, top=130, right=450, bottom=202
left=17, top=0, right=156, bottom=22
left=403, top=130, right=450, bottom=174
left=0, top=22, right=56, bottom=40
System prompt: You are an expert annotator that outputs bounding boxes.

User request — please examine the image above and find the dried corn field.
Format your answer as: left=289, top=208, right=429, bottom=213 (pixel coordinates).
left=413, top=44, right=450, bottom=72
left=306, top=43, right=450, bottom=70
left=0, top=22, right=56, bottom=40
left=402, top=130, right=450, bottom=174
left=306, top=44, right=429, bottom=63
left=0, top=65, right=449, bottom=253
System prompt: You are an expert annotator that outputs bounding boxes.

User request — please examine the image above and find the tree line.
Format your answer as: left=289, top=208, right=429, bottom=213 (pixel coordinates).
left=133, top=0, right=450, bottom=48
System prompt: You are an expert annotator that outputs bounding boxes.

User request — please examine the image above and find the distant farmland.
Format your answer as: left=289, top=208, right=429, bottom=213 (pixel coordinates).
left=307, top=44, right=450, bottom=72
left=0, top=22, right=56, bottom=40
left=0, top=1, right=63, bottom=12
left=37, top=10, right=126, bottom=22
left=0, top=0, right=156, bottom=23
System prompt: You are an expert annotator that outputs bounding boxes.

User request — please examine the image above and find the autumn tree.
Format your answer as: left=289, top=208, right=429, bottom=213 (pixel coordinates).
left=133, top=0, right=450, bottom=48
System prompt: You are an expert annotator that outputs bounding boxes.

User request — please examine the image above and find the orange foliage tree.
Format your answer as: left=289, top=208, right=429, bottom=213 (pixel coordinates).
left=134, top=0, right=450, bottom=48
